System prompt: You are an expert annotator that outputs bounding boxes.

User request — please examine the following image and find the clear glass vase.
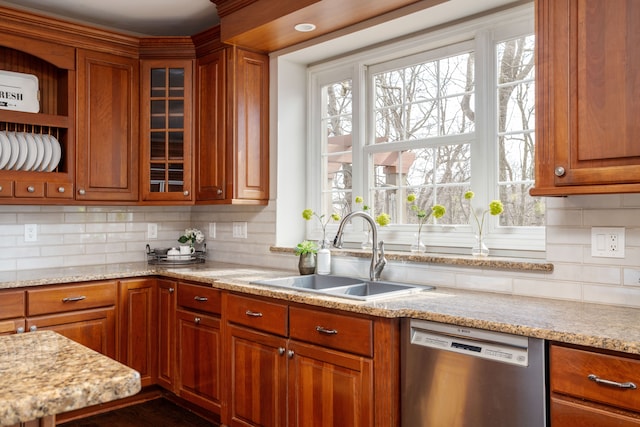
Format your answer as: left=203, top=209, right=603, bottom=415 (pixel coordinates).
left=410, top=232, right=426, bottom=253
left=471, top=233, right=489, bottom=257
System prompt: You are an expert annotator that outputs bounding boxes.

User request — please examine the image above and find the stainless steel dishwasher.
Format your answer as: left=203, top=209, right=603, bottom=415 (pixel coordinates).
left=401, top=319, right=547, bottom=427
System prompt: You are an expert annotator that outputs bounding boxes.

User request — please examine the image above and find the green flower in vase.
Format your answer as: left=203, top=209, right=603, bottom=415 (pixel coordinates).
left=406, top=193, right=446, bottom=253
left=302, top=208, right=341, bottom=246
left=464, top=191, right=504, bottom=257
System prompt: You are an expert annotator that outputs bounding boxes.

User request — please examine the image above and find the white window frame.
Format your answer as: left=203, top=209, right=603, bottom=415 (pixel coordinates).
left=306, top=5, right=543, bottom=256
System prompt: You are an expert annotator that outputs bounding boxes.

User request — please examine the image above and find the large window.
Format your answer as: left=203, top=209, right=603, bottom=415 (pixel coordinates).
left=309, top=7, right=543, bottom=255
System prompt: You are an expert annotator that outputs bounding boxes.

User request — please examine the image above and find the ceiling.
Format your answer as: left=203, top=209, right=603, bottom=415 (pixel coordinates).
left=0, top=0, right=219, bottom=36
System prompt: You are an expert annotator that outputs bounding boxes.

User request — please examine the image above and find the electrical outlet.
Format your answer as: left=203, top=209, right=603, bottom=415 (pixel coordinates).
left=147, top=223, right=158, bottom=239
left=209, top=223, right=216, bottom=239
left=232, top=222, right=248, bottom=239
left=591, top=227, right=625, bottom=258
left=24, top=224, right=37, bottom=242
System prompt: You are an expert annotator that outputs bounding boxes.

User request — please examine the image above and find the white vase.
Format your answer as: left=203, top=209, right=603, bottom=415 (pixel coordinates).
left=316, top=240, right=331, bottom=275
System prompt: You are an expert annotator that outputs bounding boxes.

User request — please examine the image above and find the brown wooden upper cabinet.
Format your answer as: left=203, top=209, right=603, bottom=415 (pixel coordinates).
left=76, top=49, right=139, bottom=202
left=140, top=59, right=194, bottom=203
left=0, top=31, right=76, bottom=203
left=532, top=0, right=640, bottom=196
left=196, top=45, right=269, bottom=204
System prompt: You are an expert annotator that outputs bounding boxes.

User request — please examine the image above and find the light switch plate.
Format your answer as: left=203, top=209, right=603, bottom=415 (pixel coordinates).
left=591, top=227, right=625, bottom=258
left=209, top=223, right=216, bottom=239
left=232, top=222, right=248, bottom=239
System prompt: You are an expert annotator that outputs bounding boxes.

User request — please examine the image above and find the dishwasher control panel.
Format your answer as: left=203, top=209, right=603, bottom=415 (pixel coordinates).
left=409, top=319, right=529, bottom=367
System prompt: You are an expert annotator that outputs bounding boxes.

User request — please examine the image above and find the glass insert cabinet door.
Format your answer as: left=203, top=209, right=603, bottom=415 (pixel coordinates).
left=141, top=60, right=193, bottom=201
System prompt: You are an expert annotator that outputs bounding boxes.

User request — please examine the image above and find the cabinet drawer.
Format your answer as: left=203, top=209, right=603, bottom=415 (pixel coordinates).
left=0, top=180, right=13, bottom=197
left=26, top=281, right=117, bottom=316
left=289, top=306, right=373, bottom=357
left=0, top=289, right=24, bottom=319
left=14, top=181, right=45, bottom=197
left=226, top=293, right=287, bottom=336
left=551, top=396, right=640, bottom=426
left=551, top=344, right=640, bottom=413
left=46, top=182, right=74, bottom=199
left=178, top=282, right=221, bottom=315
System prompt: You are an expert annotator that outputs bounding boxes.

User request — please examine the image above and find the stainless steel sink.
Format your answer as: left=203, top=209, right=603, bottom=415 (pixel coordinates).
left=251, top=275, right=431, bottom=301
left=253, top=274, right=363, bottom=290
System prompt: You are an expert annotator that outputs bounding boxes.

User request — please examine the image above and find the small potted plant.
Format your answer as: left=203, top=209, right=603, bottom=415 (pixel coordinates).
left=295, top=240, right=318, bottom=275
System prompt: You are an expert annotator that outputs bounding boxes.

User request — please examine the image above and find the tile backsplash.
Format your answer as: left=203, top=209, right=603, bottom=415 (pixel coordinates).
left=2, top=193, right=640, bottom=308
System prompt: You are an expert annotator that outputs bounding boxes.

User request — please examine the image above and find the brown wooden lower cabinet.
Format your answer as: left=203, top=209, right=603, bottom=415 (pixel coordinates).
left=157, top=279, right=177, bottom=391
left=26, top=307, right=116, bottom=358
left=226, top=323, right=288, bottom=427
left=550, top=342, right=640, bottom=426
left=288, top=339, right=373, bottom=427
left=176, top=308, right=222, bottom=414
left=222, top=292, right=394, bottom=427
left=118, top=278, right=157, bottom=387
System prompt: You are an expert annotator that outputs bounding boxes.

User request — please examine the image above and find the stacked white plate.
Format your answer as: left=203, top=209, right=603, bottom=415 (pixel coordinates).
left=0, top=131, right=61, bottom=172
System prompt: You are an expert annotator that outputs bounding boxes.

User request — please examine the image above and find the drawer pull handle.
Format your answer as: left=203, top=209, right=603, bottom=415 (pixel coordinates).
left=58, top=186, right=65, bottom=193
left=194, top=296, right=208, bottom=302
left=316, top=326, right=338, bottom=335
left=62, top=296, right=86, bottom=302
left=27, top=186, right=35, bottom=193
left=245, top=310, right=263, bottom=317
left=588, top=374, right=637, bottom=390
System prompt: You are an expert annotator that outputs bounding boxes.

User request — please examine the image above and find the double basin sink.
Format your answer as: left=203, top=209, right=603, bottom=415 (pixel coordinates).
left=251, top=274, right=431, bottom=301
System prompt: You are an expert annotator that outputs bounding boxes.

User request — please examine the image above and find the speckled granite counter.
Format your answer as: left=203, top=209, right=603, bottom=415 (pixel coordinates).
left=0, top=261, right=638, bottom=357
left=0, top=331, right=141, bottom=426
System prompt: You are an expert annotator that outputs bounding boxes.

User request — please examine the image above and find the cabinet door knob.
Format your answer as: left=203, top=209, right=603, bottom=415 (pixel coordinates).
left=216, top=189, right=223, bottom=195
left=0, top=186, right=3, bottom=192
left=169, top=287, right=175, bottom=293
left=194, top=317, right=201, bottom=324
left=29, top=325, right=37, bottom=332
left=57, top=186, right=65, bottom=193
left=554, top=166, right=566, bottom=177
left=183, top=190, right=190, bottom=196
left=278, top=347, right=285, bottom=355
left=78, top=189, right=86, bottom=195
left=287, top=350, right=295, bottom=359
left=16, top=327, right=24, bottom=333
left=27, top=186, right=35, bottom=193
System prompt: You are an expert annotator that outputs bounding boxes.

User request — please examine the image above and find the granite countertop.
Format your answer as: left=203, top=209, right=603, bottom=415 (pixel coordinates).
left=0, top=331, right=141, bottom=426
left=1, top=261, right=639, bottom=355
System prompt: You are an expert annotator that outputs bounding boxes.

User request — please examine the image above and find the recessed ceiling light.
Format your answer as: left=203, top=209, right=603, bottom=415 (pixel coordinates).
left=294, top=23, right=316, bottom=32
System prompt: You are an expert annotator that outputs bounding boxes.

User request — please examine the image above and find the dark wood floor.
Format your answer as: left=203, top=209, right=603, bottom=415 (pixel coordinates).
left=57, top=398, right=219, bottom=427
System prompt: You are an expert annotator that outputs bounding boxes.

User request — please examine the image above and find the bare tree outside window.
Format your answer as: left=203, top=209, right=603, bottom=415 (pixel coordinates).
left=316, top=23, right=542, bottom=251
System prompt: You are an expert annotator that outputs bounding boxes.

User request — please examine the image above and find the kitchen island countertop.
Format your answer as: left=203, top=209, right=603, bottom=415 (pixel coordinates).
left=0, top=331, right=141, bottom=426
left=1, top=261, right=639, bottom=356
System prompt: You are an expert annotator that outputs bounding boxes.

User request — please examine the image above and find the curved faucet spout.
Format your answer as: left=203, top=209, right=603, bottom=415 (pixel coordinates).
left=332, top=211, right=386, bottom=281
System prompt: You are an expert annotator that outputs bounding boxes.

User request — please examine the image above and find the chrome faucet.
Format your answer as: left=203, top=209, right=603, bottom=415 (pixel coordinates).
left=333, top=211, right=387, bottom=281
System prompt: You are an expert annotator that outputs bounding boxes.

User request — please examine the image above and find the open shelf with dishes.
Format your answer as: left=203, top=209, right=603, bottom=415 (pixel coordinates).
left=0, top=44, right=75, bottom=173
left=0, top=42, right=75, bottom=199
